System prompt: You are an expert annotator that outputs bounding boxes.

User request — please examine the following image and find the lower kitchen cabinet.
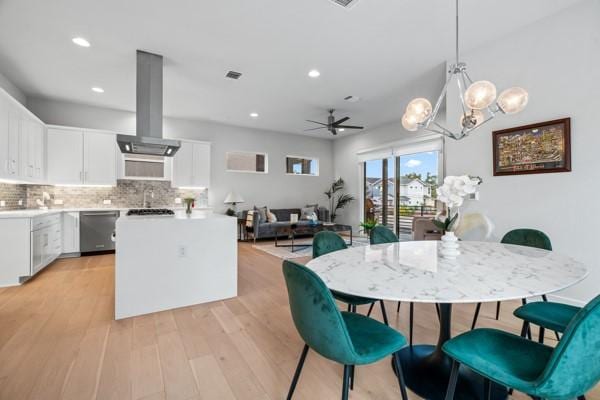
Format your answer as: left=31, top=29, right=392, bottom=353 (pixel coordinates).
left=62, top=212, right=80, bottom=254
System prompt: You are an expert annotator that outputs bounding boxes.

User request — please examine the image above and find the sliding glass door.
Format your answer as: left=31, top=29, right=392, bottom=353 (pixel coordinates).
left=363, top=144, right=441, bottom=240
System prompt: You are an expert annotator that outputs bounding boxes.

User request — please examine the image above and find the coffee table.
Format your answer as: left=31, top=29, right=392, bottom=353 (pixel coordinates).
left=274, top=223, right=353, bottom=252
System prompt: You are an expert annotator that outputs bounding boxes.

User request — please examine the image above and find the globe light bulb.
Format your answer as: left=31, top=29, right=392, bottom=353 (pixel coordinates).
left=497, top=87, right=528, bottom=114
left=402, top=112, right=419, bottom=132
left=460, top=109, right=484, bottom=129
left=464, top=80, right=497, bottom=110
left=406, top=98, right=432, bottom=123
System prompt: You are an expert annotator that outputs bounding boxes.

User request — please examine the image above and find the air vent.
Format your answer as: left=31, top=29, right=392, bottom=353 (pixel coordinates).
left=330, top=0, right=360, bottom=8
left=226, top=71, right=242, bottom=80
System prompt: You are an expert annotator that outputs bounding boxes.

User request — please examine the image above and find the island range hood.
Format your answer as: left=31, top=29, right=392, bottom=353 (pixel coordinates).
left=117, top=50, right=180, bottom=157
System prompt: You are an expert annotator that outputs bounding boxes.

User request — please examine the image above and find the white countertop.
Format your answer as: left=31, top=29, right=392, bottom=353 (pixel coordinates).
left=306, top=241, right=588, bottom=304
left=117, top=209, right=227, bottom=222
left=0, top=207, right=213, bottom=219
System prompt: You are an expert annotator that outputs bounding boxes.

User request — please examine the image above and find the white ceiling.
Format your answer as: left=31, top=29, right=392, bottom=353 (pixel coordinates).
left=0, top=0, right=582, bottom=138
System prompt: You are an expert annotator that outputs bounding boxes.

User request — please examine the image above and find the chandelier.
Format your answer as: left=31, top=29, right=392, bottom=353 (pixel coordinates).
left=401, top=0, right=529, bottom=140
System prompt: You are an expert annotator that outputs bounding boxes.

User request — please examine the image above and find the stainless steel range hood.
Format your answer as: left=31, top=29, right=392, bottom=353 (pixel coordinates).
left=117, top=51, right=180, bottom=157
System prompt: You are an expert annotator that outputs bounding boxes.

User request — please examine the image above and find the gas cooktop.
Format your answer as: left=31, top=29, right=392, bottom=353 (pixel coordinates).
left=126, top=208, right=175, bottom=216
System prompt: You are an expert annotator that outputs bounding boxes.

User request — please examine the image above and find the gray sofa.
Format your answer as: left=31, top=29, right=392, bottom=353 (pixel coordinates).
left=240, top=207, right=330, bottom=241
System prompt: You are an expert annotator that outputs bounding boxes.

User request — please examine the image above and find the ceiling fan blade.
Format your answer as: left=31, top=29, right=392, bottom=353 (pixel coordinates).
left=330, top=128, right=338, bottom=135
left=333, top=117, right=350, bottom=126
left=304, top=126, right=327, bottom=131
left=336, top=125, right=364, bottom=129
left=306, top=120, right=328, bottom=126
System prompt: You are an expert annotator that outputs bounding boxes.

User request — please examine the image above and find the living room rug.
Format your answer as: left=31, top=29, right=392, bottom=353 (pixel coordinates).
left=252, top=237, right=369, bottom=260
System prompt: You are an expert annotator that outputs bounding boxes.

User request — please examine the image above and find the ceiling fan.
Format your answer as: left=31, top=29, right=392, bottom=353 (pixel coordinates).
left=305, top=109, right=364, bottom=135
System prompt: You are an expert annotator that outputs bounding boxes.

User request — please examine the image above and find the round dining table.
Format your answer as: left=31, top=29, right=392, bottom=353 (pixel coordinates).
left=306, top=240, right=588, bottom=400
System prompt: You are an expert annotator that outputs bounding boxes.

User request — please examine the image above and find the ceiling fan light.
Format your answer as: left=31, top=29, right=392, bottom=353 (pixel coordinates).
left=406, top=98, right=432, bottom=123
left=402, top=113, right=419, bottom=132
left=464, top=80, right=497, bottom=110
left=497, top=87, right=529, bottom=114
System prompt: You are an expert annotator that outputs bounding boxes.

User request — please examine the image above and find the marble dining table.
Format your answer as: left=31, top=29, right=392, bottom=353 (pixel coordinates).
left=306, top=240, right=588, bottom=400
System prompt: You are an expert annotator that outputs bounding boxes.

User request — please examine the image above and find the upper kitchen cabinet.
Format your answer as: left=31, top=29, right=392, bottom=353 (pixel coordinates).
left=47, top=126, right=117, bottom=186
left=171, top=140, right=210, bottom=188
left=0, top=88, right=46, bottom=183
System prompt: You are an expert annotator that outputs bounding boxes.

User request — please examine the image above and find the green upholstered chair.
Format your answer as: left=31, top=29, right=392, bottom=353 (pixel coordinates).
left=368, top=225, right=441, bottom=345
left=514, top=301, right=581, bottom=343
left=313, top=231, right=389, bottom=325
left=471, top=229, right=553, bottom=332
left=282, top=260, right=409, bottom=400
left=443, top=294, right=600, bottom=400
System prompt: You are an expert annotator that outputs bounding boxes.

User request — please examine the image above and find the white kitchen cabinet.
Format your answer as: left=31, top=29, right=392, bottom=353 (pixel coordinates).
left=171, top=140, right=210, bottom=188
left=62, top=212, right=80, bottom=254
left=7, top=108, right=21, bottom=178
left=84, top=131, right=117, bottom=185
left=20, top=119, right=45, bottom=182
left=0, top=95, right=9, bottom=179
left=47, top=127, right=116, bottom=186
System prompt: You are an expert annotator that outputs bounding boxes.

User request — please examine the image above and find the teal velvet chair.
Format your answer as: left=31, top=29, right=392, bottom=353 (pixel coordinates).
left=368, top=225, right=440, bottom=345
left=313, top=231, right=389, bottom=325
left=443, top=294, right=600, bottom=400
left=471, top=228, right=553, bottom=333
left=282, top=260, right=409, bottom=400
left=514, top=300, right=581, bottom=343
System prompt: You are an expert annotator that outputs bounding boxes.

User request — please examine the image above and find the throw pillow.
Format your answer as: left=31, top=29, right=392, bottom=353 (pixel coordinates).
left=267, top=211, right=278, bottom=222
left=301, top=207, right=316, bottom=220
left=246, top=210, right=255, bottom=228
left=254, top=206, right=268, bottom=223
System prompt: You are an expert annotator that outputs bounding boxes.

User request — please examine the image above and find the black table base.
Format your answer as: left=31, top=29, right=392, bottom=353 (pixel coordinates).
left=395, top=304, right=508, bottom=400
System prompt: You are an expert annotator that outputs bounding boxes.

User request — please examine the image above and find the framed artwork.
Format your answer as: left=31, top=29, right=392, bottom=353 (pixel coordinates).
left=492, top=118, right=571, bottom=176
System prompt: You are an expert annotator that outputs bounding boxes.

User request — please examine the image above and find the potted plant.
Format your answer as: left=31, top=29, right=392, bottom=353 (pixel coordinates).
left=324, top=178, right=355, bottom=223
left=183, top=196, right=195, bottom=215
left=360, top=218, right=378, bottom=238
left=434, top=175, right=482, bottom=258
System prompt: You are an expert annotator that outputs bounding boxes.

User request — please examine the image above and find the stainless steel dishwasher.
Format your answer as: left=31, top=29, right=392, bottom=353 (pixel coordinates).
left=79, top=211, right=119, bottom=253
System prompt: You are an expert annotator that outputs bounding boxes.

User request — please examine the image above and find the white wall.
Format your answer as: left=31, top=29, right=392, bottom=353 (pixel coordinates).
left=445, top=0, right=600, bottom=304
left=27, top=97, right=334, bottom=213
left=0, top=70, right=26, bottom=105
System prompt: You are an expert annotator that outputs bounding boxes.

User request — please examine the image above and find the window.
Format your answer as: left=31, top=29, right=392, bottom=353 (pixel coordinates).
left=226, top=151, right=268, bottom=173
left=286, top=156, right=319, bottom=176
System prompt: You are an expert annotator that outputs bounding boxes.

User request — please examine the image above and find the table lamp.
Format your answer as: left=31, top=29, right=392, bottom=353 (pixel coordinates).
left=224, top=192, right=245, bottom=216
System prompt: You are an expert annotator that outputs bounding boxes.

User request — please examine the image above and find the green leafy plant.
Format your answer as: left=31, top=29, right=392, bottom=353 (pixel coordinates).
left=432, top=212, right=459, bottom=233
left=324, top=178, right=355, bottom=222
left=360, top=218, right=378, bottom=237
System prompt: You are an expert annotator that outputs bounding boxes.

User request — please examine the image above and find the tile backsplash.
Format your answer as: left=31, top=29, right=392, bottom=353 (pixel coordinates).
left=0, top=180, right=207, bottom=210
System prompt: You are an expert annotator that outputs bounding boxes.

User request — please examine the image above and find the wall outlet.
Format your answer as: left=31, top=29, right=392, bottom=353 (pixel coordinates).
left=174, top=198, right=182, bottom=204
left=54, top=199, right=64, bottom=205
left=177, top=245, right=187, bottom=258
left=103, top=199, right=112, bottom=205
left=0, top=200, right=5, bottom=207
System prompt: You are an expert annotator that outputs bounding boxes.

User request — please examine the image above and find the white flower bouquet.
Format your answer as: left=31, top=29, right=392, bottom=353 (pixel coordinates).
left=433, top=175, right=482, bottom=232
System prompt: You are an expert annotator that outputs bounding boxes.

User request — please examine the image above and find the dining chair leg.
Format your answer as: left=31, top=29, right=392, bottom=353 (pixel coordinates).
left=379, top=300, right=389, bottom=325
left=495, top=301, right=501, bottom=320
left=347, top=303, right=352, bottom=312
left=483, top=377, right=491, bottom=400
left=409, top=302, right=414, bottom=346
left=445, top=360, right=460, bottom=400
left=554, top=331, right=561, bottom=341
left=520, top=321, right=529, bottom=337
left=397, top=301, right=401, bottom=313
left=435, top=303, right=441, bottom=321
left=471, top=302, right=482, bottom=330
left=392, top=352, right=409, bottom=400
left=351, top=304, right=357, bottom=313
left=349, top=365, right=355, bottom=390
left=342, top=365, right=351, bottom=400
left=286, top=344, right=309, bottom=400
left=367, top=302, right=374, bottom=317
left=538, top=327, right=545, bottom=344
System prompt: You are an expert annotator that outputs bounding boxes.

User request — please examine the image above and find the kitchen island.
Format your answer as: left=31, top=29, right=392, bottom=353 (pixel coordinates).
left=115, top=210, right=237, bottom=320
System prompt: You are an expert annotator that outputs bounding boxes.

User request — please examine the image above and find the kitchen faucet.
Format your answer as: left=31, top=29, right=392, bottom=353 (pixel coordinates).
left=142, top=188, right=154, bottom=208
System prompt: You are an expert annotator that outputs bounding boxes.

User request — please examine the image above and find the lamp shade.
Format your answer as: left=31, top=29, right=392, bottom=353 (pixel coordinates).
left=224, top=192, right=245, bottom=204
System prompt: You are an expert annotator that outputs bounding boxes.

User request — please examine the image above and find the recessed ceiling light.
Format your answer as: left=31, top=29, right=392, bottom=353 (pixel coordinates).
left=250, top=112, right=259, bottom=118
left=72, top=37, right=90, bottom=47
left=91, top=87, right=104, bottom=93
left=308, top=69, right=321, bottom=78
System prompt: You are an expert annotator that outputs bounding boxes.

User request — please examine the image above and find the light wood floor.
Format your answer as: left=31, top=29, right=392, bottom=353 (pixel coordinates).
left=0, top=243, right=597, bottom=400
